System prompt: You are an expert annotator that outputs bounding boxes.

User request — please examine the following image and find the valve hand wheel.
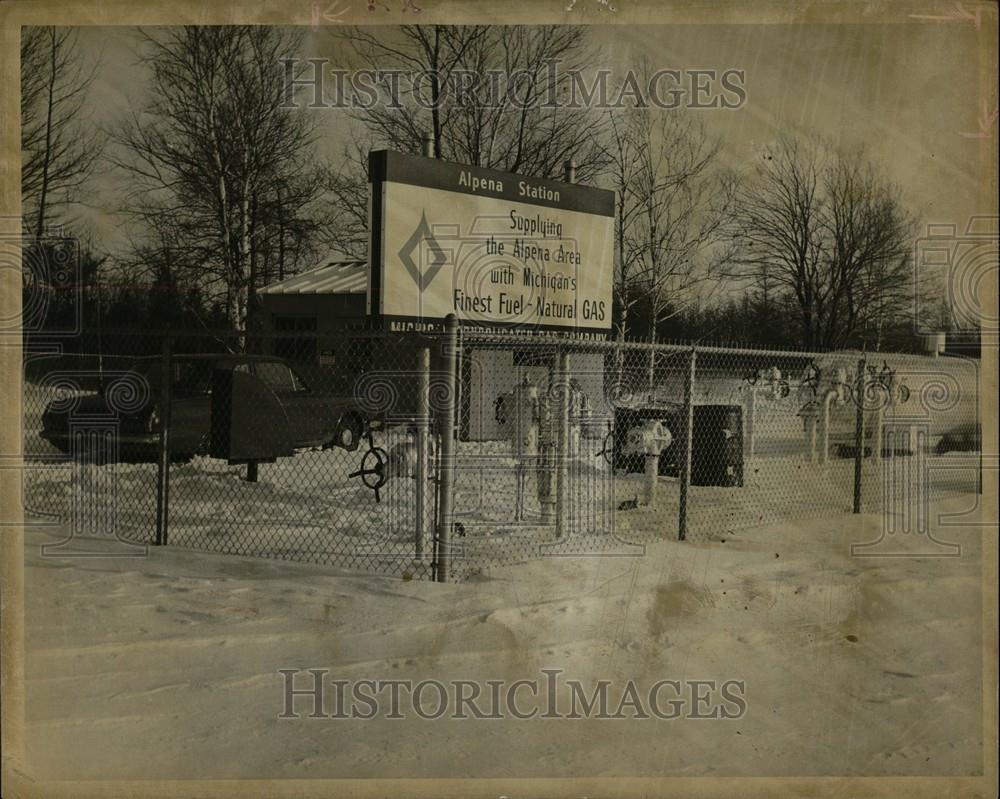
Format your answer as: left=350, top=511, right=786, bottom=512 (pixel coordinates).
left=594, top=428, right=615, bottom=465
left=348, top=431, right=389, bottom=503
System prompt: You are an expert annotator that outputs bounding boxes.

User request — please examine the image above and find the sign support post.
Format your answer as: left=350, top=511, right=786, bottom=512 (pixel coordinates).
left=415, top=346, right=430, bottom=561
left=555, top=349, right=570, bottom=539
left=154, top=336, right=172, bottom=547
left=435, top=314, right=459, bottom=582
left=853, top=358, right=867, bottom=514
left=678, top=348, right=696, bottom=541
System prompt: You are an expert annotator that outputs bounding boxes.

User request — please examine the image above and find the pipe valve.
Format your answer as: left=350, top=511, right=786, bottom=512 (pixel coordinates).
left=623, top=419, right=673, bottom=457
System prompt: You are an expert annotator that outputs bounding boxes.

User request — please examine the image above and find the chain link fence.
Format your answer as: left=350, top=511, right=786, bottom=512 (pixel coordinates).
left=22, top=326, right=980, bottom=579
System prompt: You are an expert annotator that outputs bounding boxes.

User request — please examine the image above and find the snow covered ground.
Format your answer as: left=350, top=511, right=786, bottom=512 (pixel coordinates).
left=23, top=434, right=980, bottom=582
left=20, top=488, right=987, bottom=781
left=18, top=363, right=987, bottom=782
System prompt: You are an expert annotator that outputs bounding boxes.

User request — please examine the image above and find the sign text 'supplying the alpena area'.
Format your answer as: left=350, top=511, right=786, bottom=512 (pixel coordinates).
left=368, top=150, right=615, bottom=333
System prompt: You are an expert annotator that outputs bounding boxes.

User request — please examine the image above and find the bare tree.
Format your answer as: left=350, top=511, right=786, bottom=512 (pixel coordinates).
left=340, top=25, right=607, bottom=178
left=326, top=25, right=610, bottom=256
left=110, top=27, right=328, bottom=330
left=626, top=108, right=736, bottom=385
left=601, top=108, right=645, bottom=345
left=444, top=26, right=609, bottom=181
left=324, top=125, right=376, bottom=259
left=340, top=25, right=487, bottom=161
left=597, top=107, right=647, bottom=390
left=21, top=27, right=103, bottom=239
left=728, top=137, right=916, bottom=349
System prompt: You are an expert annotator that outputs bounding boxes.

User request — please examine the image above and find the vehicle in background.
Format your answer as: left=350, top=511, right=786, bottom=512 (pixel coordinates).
left=40, top=354, right=368, bottom=461
left=935, top=423, right=981, bottom=455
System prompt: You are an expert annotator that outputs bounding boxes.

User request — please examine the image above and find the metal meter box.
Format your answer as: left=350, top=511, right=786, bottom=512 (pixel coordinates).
left=209, top=368, right=296, bottom=463
left=612, top=403, right=744, bottom=487
left=690, top=405, right=744, bottom=487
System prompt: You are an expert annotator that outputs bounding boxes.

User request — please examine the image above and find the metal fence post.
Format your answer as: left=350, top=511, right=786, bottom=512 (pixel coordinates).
left=435, top=314, right=459, bottom=582
left=415, top=346, right=431, bottom=561
left=455, top=327, right=464, bottom=441
left=555, top=348, right=570, bottom=539
left=154, top=336, right=173, bottom=546
left=678, top=347, right=696, bottom=541
left=537, top=370, right=555, bottom=525
left=873, top=396, right=884, bottom=464
left=852, top=357, right=866, bottom=514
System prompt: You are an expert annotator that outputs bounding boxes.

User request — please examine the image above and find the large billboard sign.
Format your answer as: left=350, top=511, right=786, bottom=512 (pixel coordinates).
left=368, top=150, right=614, bottom=334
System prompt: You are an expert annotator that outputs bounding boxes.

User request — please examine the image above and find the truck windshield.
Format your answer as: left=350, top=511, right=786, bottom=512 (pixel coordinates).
left=255, top=360, right=308, bottom=393
left=128, top=359, right=215, bottom=396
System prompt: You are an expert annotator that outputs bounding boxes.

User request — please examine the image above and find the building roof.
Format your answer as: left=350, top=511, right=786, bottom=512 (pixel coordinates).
left=259, top=260, right=367, bottom=295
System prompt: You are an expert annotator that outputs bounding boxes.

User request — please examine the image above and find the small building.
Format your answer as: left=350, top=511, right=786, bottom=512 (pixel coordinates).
left=257, top=260, right=368, bottom=358
left=256, top=260, right=384, bottom=401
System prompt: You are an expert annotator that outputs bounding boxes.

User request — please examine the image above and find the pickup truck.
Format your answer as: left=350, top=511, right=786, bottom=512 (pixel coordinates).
left=40, top=353, right=368, bottom=461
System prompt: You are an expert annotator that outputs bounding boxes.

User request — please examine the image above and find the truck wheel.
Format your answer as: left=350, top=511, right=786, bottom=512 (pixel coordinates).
left=334, top=414, right=364, bottom=452
left=77, top=440, right=109, bottom=465
left=193, top=431, right=211, bottom=458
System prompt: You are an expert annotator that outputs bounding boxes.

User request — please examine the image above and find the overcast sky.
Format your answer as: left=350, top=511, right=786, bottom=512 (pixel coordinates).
left=64, top=22, right=992, bottom=264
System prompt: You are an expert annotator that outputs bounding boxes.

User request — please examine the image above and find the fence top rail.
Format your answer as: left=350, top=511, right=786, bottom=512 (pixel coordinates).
left=23, top=326, right=442, bottom=343
left=458, top=328, right=873, bottom=360
left=23, top=326, right=979, bottom=367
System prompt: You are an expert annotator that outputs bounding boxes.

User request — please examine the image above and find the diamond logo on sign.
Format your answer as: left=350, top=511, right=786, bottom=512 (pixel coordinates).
left=398, top=211, right=447, bottom=291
